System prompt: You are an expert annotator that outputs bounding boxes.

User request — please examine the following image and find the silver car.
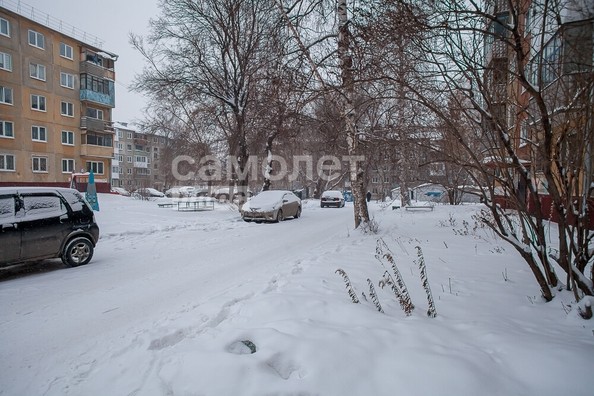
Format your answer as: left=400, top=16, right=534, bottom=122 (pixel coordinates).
left=321, top=190, right=345, bottom=208
left=241, top=190, right=301, bottom=222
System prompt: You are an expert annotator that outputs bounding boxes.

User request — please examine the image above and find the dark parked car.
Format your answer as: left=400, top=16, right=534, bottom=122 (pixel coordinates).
left=241, top=190, right=301, bottom=222
left=0, top=187, right=100, bottom=267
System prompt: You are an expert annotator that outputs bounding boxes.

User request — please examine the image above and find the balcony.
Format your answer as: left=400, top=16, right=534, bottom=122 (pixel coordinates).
left=485, top=40, right=508, bottom=64
left=80, top=89, right=115, bottom=108
left=79, top=61, right=115, bottom=80
left=81, top=117, right=114, bottom=133
left=81, top=144, right=114, bottom=159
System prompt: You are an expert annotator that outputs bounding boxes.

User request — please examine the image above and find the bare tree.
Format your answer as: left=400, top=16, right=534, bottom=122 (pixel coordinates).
left=131, top=0, right=285, bottom=204
left=276, top=0, right=371, bottom=228
left=373, top=0, right=594, bottom=301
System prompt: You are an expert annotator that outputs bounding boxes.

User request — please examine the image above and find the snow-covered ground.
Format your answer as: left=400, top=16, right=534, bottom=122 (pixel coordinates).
left=1, top=194, right=593, bottom=396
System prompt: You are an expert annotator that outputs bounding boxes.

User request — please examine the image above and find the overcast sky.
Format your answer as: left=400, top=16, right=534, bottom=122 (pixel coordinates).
left=22, top=0, right=161, bottom=124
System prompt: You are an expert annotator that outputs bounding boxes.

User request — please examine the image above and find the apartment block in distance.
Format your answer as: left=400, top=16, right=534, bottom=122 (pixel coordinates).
left=0, top=3, right=117, bottom=191
left=113, top=122, right=170, bottom=192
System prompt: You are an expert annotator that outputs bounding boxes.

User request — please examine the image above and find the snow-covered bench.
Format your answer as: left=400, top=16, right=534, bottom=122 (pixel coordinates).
left=405, top=205, right=434, bottom=211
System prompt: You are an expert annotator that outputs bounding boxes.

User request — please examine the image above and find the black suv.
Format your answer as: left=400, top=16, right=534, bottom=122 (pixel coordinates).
left=0, top=187, right=99, bottom=267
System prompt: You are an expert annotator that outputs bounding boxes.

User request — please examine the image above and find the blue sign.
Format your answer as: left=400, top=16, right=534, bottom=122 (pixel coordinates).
left=85, top=170, right=100, bottom=211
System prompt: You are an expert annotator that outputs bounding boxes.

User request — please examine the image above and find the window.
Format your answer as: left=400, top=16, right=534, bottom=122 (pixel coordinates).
left=542, top=35, right=561, bottom=85
left=80, top=74, right=110, bottom=94
left=126, top=156, right=132, bottom=163
left=117, top=143, right=123, bottom=150
left=127, top=132, right=133, bottom=139
left=61, top=130, right=74, bottom=145
left=1, top=153, right=15, bottom=171
left=23, top=195, right=66, bottom=218
left=372, top=176, right=379, bottom=184
left=60, top=72, right=74, bottom=89
left=0, top=86, right=13, bottom=104
left=520, top=122, right=528, bottom=144
left=31, top=94, right=46, bottom=111
left=85, top=133, right=112, bottom=147
left=28, top=30, right=45, bottom=49
left=117, top=154, right=123, bottom=162
left=86, top=161, right=104, bottom=174
left=0, top=196, right=16, bottom=220
left=127, top=144, right=132, bottom=151
left=32, top=156, right=48, bottom=172
left=29, top=63, right=46, bottom=81
left=31, top=126, right=47, bottom=142
left=61, top=101, right=74, bottom=117
left=135, top=156, right=147, bottom=163
left=62, top=159, right=75, bottom=173
left=0, top=52, right=12, bottom=71
left=0, top=121, right=14, bottom=138
left=0, top=17, right=9, bottom=37
left=60, top=42, right=73, bottom=59
left=127, top=168, right=132, bottom=174
left=86, top=107, right=103, bottom=119
left=0, top=154, right=15, bottom=171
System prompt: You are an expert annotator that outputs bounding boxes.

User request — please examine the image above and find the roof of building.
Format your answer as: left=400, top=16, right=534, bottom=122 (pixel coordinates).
left=0, top=1, right=118, bottom=59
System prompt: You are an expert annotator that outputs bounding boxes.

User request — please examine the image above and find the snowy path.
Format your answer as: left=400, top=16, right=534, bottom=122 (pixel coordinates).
left=1, top=195, right=593, bottom=396
left=0, top=198, right=352, bottom=395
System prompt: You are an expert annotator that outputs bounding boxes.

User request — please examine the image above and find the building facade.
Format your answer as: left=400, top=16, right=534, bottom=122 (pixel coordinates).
left=113, top=122, right=169, bottom=192
left=0, top=4, right=117, bottom=190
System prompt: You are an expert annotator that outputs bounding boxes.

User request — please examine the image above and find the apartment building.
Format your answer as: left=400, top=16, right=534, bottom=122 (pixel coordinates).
left=113, top=122, right=169, bottom=192
left=0, top=4, right=117, bottom=191
left=484, top=0, right=594, bottom=199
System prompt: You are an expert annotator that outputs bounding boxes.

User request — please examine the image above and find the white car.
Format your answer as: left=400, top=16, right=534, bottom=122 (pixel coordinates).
left=133, top=188, right=165, bottom=199
left=241, top=190, right=301, bottom=222
left=179, top=186, right=196, bottom=197
left=111, top=187, right=131, bottom=196
left=321, top=190, right=345, bottom=208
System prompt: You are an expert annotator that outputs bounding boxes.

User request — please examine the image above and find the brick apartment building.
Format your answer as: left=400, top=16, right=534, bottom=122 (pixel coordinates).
left=0, top=3, right=117, bottom=191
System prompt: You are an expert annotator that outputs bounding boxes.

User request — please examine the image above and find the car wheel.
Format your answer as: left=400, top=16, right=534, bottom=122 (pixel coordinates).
left=276, top=209, right=284, bottom=222
left=320, top=203, right=325, bottom=208
left=295, top=206, right=301, bottom=218
left=243, top=218, right=251, bottom=222
left=62, top=237, right=94, bottom=267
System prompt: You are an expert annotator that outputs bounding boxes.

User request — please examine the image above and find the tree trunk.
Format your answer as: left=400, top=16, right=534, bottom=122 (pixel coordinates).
left=337, top=0, right=370, bottom=228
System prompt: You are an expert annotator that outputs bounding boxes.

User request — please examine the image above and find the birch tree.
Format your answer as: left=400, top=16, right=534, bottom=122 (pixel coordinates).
left=276, top=0, right=371, bottom=228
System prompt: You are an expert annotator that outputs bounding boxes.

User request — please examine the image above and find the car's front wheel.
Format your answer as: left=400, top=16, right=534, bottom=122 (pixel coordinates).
left=62, top=237, right=94, bottom=267
left=295, top=206, right=301, bottom=218
left=276, top=209, right=284, bottom=222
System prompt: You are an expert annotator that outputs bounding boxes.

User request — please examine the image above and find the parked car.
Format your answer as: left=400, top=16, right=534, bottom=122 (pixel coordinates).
left=165, top=187, right=182, bottom=198
left=111, top=187, right=131, bottom=196
left=0, top=187, right=100, bottom=267
left=212, top=187, right=253, bottom=201
left=241, top=190, right=301, bottom=222
left=321, top=190, right=345, bottom=208
left=133, top=188, right=165, bottom=199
